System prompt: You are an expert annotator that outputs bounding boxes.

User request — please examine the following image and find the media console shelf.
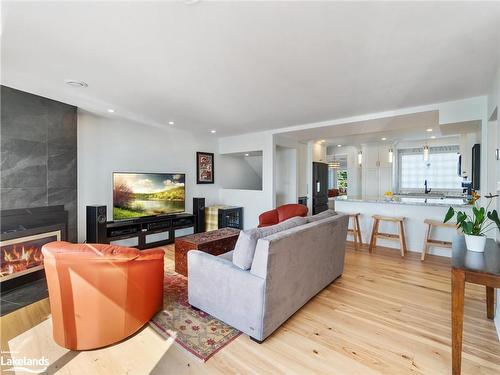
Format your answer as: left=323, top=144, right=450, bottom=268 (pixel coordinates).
left=105, top=213, right=195, bottom=249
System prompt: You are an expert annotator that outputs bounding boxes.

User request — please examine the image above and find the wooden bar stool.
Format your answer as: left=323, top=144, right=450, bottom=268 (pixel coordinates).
left=421, top=219, right=456, bottom=261
left=347, top=213, right=362, bottom=250
left=369, top=215, right=407, bottom=256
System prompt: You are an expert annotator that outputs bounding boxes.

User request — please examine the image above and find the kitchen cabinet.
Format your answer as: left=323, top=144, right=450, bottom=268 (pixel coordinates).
left=361, top=145, right=393, bottom=197
left=363, top=168, right=379, bottom=196
left=379, top=167, right=393, bottom=194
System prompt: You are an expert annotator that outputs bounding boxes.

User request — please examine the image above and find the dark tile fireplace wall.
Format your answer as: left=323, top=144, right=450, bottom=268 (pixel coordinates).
left=1, top=86, right=78, bottom=242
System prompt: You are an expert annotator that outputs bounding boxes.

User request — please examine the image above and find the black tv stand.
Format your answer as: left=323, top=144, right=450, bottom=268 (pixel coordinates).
left=105, top=213, right=195, bottom=249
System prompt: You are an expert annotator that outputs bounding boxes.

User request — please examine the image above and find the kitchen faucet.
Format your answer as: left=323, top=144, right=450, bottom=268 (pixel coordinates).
left=424, top=179, right=431, bottom=194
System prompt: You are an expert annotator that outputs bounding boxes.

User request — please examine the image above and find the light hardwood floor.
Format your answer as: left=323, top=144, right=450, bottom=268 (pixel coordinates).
left=1, top=243, right=499, bottom=374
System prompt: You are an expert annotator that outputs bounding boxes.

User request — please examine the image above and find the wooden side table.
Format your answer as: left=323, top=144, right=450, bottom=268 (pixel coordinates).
left=174, top=228, right=240, bottom=276
left=451, top=237, right=500, bottom=375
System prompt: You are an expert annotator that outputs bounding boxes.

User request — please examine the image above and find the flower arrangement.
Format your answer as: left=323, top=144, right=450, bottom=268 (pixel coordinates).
left=467, top=190, right=480, bottom=205
left=444, top=193, right=500, bottom=252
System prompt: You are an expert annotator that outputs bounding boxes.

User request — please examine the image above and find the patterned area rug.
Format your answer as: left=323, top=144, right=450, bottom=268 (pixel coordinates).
left=149, top=271, right=241, bottom=361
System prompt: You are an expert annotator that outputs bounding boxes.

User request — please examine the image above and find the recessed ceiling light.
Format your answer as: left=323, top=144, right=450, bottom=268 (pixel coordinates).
left=64, top=79, right=88, bottom=88
left=337, top=144, right=342, bottom=147
left=381, top=137, right=387, bottom=141
left=210, top=130, right=216, bottom=134
left=426, top=128, right=433, bottom=132
left=245, top=153, right=249, bottom=157
left=319, top=139, right=325, bottom=143
left=430, top=135, right=436, bottom=139
left=107, top=109, right=115, bottom=113
left=168, top=121, right=174, bottom=125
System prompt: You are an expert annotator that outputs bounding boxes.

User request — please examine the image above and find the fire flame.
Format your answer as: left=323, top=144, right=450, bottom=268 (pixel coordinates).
left=1, top=244, right=44, bottom=277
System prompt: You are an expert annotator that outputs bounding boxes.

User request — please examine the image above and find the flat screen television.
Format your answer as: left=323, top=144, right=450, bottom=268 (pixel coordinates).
left=113, top=172, right=185, bottom=220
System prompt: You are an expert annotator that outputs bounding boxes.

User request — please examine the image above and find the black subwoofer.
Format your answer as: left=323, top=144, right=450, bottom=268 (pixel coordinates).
left=193, top=197, right=205, bottom=233
left=86, top=205, right=107, bottom=243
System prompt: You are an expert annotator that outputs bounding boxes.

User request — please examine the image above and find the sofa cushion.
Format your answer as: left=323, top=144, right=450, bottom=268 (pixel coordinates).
left=306, top=209, right=337, bottom=223
left=232, top=216, right=307, bottom=270
left=218, top=250, right=234, bottom=261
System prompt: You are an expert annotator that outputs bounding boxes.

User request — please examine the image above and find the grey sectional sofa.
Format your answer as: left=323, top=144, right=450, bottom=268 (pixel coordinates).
left=187, top=211, right=349, bottom=342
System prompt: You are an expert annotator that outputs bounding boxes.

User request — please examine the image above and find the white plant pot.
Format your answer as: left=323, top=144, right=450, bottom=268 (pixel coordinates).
left=464, top=234, right=486, bottom=253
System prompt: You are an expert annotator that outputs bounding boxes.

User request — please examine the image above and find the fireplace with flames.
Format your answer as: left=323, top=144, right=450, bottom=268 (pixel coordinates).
left=1, top=207, right=68, bottom=292
left=1, top=206, right=68, bottom=315
left=1, top=230, right=61, bottom=281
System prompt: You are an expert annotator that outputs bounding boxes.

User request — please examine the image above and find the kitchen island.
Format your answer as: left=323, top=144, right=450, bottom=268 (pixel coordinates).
left=333, top=195, right=473, bottom=257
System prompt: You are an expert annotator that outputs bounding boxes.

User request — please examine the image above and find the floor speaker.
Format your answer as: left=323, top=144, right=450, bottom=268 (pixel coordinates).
left=193, top=198, right=205, bottom=233
left=86, top=205, right=107, bottom=243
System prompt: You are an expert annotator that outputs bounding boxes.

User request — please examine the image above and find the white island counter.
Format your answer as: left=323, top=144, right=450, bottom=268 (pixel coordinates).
left=333, top=195, right=473, bottom=258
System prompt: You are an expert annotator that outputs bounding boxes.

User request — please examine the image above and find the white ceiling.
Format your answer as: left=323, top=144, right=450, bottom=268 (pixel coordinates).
left=2, top=1, right=499, bottom=136
left=280, top=110, right=442, bottom=144
left=284, top=110, right=481, bottom=147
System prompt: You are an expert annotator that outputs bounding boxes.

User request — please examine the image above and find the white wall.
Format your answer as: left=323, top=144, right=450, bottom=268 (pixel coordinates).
left=312, top=141, right=326, bottom=162
left=218, top=155, right=262, bottom=190
left=276, top=146, right=297, bottom=206
left=218, top=131, right=274, bottom=229
left=297, top=142, right=308, bottom=197
left=245, top=155, right=263, bottom=179
left=487, top=59, right=500, bottom=340
left=438, top=96, right=488, bottom=198
left=77, top=111, right=220, bottom=242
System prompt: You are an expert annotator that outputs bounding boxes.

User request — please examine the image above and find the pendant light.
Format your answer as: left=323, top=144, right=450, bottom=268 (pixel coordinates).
left=329, top=160, right=340, bottom=169
left=388, top=148, right=394, bottom=163
left=423, top=145, right=430, bottom=161
left=358, top=151, right=363, bottom=166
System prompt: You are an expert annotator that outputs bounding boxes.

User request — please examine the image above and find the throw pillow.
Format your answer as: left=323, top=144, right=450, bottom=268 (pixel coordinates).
left=232, top=216, right=307, bottom=270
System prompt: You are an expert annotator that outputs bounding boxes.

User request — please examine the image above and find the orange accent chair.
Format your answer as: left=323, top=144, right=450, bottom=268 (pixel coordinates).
left=42, top=241, right=165, bottom=350
left=258, top=204, right=309, bottom=228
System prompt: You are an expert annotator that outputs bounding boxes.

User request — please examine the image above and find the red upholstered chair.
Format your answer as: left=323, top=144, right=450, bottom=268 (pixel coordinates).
left=258, top=204, right=308, bottom=227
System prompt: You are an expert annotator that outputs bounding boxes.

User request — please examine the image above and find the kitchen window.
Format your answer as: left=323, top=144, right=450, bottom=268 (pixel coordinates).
left=398, top=145, right=462, bottom=192
left=328, top=168, right=348, bottom=191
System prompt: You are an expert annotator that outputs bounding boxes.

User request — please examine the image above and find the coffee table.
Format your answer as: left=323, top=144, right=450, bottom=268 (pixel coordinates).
left=174, top=227, right=240, bottom=276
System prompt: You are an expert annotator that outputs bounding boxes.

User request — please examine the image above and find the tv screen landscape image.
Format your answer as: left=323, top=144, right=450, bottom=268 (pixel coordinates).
left=113, top=172, right=185, bottom=220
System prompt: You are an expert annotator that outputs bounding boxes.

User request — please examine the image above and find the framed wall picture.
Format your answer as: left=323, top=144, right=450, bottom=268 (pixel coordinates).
left=196, top=152, right=215, bottom=184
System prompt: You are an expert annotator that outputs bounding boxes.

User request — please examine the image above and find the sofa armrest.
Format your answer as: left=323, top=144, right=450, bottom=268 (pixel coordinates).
left=187, top=250, right=266, bottom=340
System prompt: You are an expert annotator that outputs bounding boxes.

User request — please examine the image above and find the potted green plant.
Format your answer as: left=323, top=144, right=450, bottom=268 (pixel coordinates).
left=444, top=194, right=500, bottom=252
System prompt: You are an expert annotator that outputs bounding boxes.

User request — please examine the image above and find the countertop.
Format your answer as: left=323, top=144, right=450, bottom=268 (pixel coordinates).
left=332, top=195, right=471, bottom=208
